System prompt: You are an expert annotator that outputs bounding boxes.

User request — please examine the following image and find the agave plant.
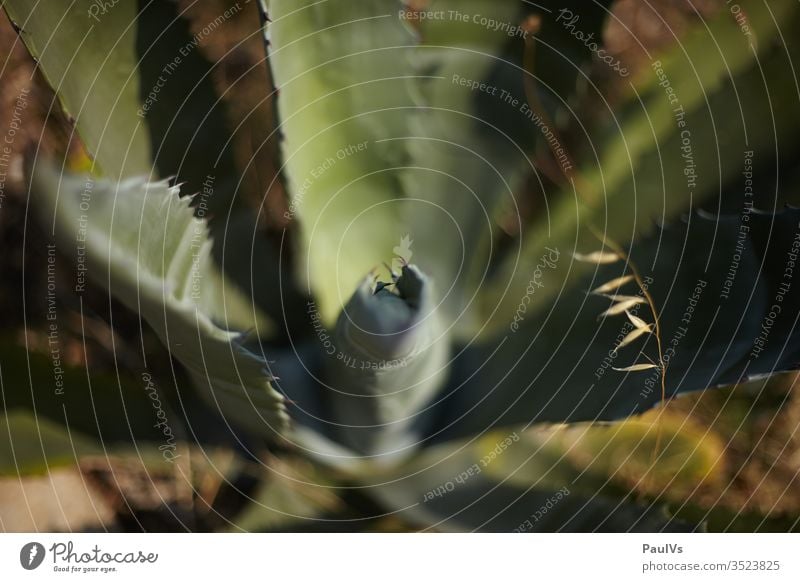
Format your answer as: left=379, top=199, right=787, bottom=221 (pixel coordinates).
left=5, top=0, right=800, bottom=531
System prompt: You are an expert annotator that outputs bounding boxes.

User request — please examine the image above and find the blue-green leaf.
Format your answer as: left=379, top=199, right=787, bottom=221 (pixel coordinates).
left=30, top=162, right=289, bottom=436
left=426, top=208, right=800, bottom=444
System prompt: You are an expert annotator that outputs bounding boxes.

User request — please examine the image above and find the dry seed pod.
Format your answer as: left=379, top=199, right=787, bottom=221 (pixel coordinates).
left=573, top=251, right=620, bottom=264
left=601, top=294, right=648, bottom=304
left=613, top=363, right=659, bottom=372
left=591, top=275, right=635, bottom=294
left=600, top=298, right=647, bottom=317
left=625, top=311, right=652, bottom=330
left=617, top=326, right=652, bottom=349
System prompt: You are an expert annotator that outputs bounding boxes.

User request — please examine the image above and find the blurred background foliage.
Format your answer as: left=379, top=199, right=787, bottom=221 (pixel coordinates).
left=0, top=0, right=798, bottom=532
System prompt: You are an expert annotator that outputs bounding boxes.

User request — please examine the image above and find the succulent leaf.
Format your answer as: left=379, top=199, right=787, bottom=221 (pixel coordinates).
left=366, top=439, right=692, bottom=532
left=483, top=0, right=800, bottom=330
left=0, top=342, right=188, bottom=475
left=325, top=265, right=449, bottom=457
left=30, top=162, right=288, bottom=436
left=3, top=0, right=151, bottom=178
left=426, top=208, right=800, bottom=444
left=267, top=0, right=535, bottom=332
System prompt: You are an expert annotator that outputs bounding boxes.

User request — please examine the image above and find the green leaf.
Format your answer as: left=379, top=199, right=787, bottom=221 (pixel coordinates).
left=0, top=412, right=101, bottom=476
left=3, top=0, right=151, bottom=178
left=267, top=0, right=532, bottom=329
left=30, top=161, right=289, bottom=436
left=367, top=411, right=720, bottom=531
left=230, top=457, right=342, bottom=532
left=363, top=437, right=691, bottom=532
left=392, top=0, right=527, bottom=333
left=483, top=0, right=800, bottom=329
left=3, top=0, right=246, bottom=192
left=426, top=208, right=800, bottom=443
left=267, top=0, right=417, bottom=323
left=481, top=411, right=724, bottom=499
left=472, top=406, right=799, bottom=532
left=0, top=342, right=177, bottom=475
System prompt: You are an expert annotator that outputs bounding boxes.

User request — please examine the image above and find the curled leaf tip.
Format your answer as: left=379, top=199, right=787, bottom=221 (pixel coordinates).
left=340, top=263, right=432, bottom=360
